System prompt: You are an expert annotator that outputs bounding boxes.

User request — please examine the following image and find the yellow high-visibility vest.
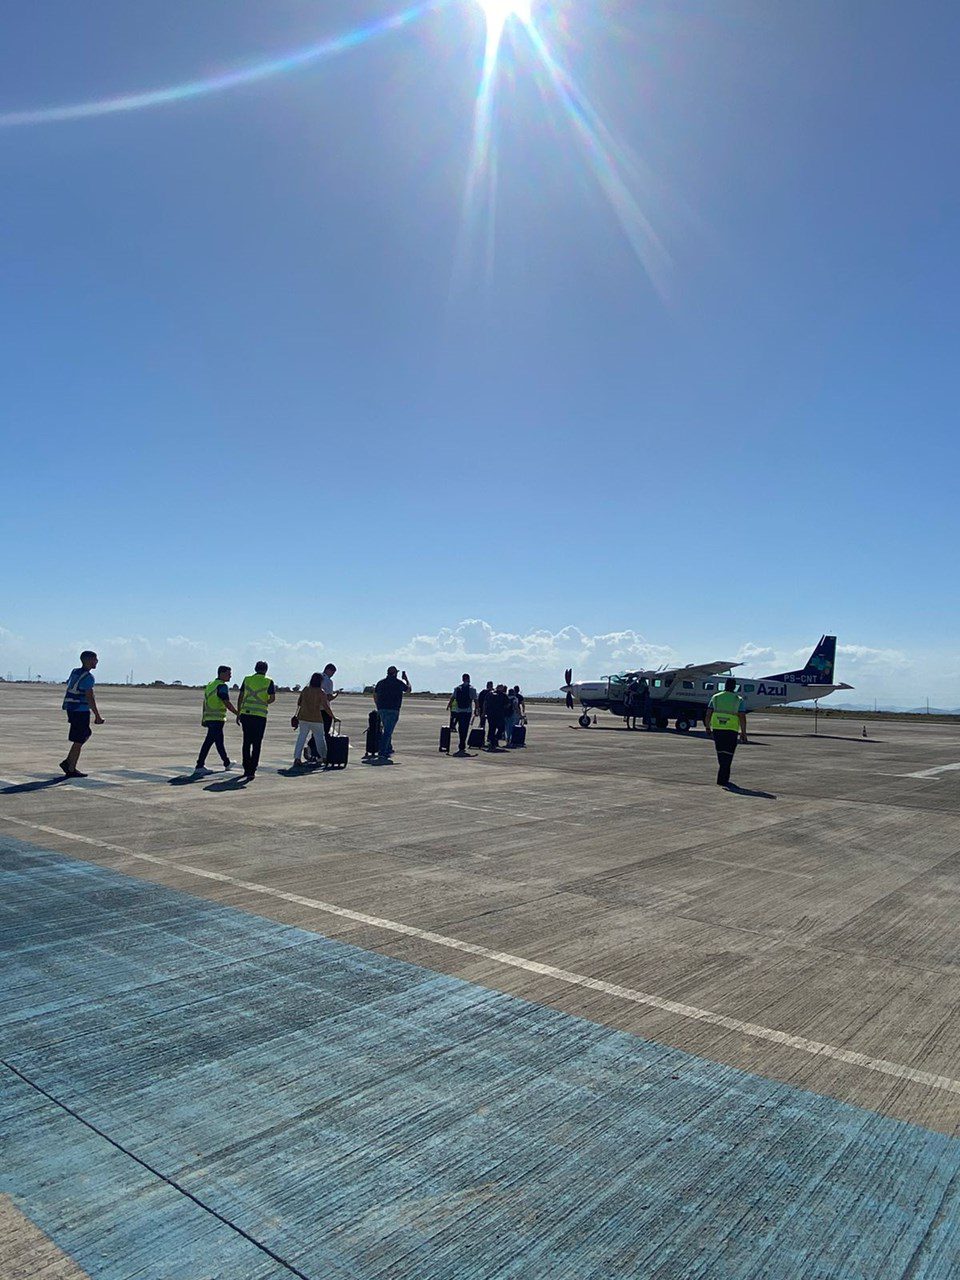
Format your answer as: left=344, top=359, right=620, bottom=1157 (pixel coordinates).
left=202, top=679, right=227, bottom=723
left=240, top=673, right=272, bottom=718
left=709, top=690, right=743, bottom=731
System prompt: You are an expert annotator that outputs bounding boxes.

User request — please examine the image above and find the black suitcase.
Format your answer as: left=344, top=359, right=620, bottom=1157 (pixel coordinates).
left=363, top=712, right=381, bottom=759
left=511, top=724, right=527, bottom=748
left=439, top=725, right=451, bottom=754
left=468, top=727, right=485, bottom=750
left=326, top=719, right=349, bottom=769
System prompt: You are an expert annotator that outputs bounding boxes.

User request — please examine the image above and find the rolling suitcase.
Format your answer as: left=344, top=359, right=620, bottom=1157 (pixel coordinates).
left=439, top=725, right=452, bottom=754
left=363, top=712, right=381, bottom=759
left=511, top=724, right=527, bottom=748
left=326, top=718, right=349, bottom=769
left=468, top=727, right=485, bottom=750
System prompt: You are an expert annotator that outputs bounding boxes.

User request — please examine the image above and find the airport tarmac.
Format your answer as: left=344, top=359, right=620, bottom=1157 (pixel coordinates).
left=3, top=684, right=960, bottom=1278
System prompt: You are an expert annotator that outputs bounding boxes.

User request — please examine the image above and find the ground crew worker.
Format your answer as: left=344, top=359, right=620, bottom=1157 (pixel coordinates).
left=60, top=650, right=104, bottom=778
left=704, top=677, right=748, bottom=786
left=195, top=665, right=238, bottom=773
left=237, top=660, right=276, bottom=780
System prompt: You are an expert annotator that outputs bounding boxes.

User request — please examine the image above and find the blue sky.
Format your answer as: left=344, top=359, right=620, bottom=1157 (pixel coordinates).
left=2, top=0, right=957, bottom=702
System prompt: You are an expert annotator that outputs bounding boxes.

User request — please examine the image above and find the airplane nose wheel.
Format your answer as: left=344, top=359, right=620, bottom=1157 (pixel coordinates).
left=578, top=714, right=592, bottom=728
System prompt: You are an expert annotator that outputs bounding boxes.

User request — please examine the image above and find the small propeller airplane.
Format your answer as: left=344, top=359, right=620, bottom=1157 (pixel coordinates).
left=561, top=635, right=853, bottom=732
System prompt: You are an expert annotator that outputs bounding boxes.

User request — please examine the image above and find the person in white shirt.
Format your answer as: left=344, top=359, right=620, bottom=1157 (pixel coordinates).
left=305, top=661, right=339, bottom=762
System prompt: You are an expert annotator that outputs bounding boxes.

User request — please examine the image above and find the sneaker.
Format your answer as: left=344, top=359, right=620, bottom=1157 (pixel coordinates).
left=194, top=765, right=211, bottom=775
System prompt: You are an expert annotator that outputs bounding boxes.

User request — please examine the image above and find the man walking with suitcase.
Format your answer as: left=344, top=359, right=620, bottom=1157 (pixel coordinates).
left=477, top=681, right=494, bottom=733
left=484, top=685, right=510, bottom=751
left=704, top=677, right=748, bottom=787
left=237, top=661, right=275, bottom=780
left=448, top=674, right=477, bottom=755
left=373, top=666, right=411, bottom=762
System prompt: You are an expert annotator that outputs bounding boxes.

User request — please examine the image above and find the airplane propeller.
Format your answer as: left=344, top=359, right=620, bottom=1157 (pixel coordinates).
left=564, top=668, right=575, bottom=710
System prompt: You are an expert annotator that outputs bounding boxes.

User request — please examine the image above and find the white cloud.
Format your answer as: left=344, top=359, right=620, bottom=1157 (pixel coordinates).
left=837, top=643, right=910, bottom=672
left=378, top=619, right=675, bottom=690
left=0, top=619, right=951, bottom=706
left=166, top=635, right=206, bottom=652
left=735, top=642, right=777, bottom=668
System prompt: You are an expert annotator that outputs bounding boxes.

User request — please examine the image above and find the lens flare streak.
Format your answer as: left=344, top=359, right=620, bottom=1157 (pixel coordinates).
left=457, top=11, right=509, bottom=281
left=1, top=0, right=669, bottom=290
left=0, top=3, right=433, bottom=127
left=522, top=20, right=671, bottom=293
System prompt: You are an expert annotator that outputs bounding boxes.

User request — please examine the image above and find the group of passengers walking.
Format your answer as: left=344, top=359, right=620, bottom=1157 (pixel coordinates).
left=442, top=678, right=526, bottom=754
left=58, top=652, right=746, bottom=786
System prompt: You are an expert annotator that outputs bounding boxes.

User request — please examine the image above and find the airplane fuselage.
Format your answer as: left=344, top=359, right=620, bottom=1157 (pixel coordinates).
left=562, top=637, right=851, bottom=731
left=571, top=676, right=848, bottom=725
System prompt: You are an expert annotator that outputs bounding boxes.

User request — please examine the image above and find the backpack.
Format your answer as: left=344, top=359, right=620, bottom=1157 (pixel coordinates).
left=454, top=684, right=473, bottom=710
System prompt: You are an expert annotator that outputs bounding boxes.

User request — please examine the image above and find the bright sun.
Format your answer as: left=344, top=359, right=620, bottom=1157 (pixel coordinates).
left=477, top=0, right=532, bottom=29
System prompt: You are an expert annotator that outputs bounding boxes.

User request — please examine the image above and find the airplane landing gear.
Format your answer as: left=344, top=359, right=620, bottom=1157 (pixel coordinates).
left=578, top=713, right=592, bottom=728
left=675, top=717, right=691, bottom=733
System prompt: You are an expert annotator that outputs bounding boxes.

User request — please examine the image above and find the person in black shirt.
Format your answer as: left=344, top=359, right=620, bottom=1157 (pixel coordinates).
left=477, top=681, right=494, bottom=732
left=447, top=674, right=477, bottom=755
left=373, top=666, right=411, bottom=762
left=485, top=685, right=510, bottom=751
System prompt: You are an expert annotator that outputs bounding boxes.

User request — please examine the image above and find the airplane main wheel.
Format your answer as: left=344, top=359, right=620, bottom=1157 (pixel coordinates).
left=675, top=717, right=691, bottom=733
left=578, top=714, right=592, bottom=728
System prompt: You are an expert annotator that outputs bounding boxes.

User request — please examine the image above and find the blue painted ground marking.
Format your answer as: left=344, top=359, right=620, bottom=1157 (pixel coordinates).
left=2, top=835, right=959, bottom=1279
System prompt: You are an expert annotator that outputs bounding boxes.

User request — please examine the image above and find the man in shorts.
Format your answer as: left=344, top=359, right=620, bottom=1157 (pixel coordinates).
left=61, top=650, right=105, bottom=778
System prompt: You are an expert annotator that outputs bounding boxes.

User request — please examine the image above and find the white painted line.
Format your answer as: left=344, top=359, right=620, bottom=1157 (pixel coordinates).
left=692, top=855, right=815, bottom=882
left=900, top=762, right=960, bottom=780
left=442, top=799, right=590, bottom=828
left=445, top=800, right=548, bottom=822
left=3, top=813, right=960, bottom=1098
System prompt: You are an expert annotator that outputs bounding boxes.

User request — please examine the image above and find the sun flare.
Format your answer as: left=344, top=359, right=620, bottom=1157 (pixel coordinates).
left=476, top=0, right=532, bottom=31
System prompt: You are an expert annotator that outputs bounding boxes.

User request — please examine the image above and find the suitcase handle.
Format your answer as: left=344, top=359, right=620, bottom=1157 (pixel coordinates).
left=331, top=717, right=342, bottom=735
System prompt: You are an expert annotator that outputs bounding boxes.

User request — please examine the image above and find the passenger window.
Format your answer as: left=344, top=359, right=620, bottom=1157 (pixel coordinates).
left=653, top=679, right=662, bottom=688
left=702, top=682, right=715, bottom=691
left=743, top=683, right=755, bottom=693
left=682, top=680, right=694, bottom=690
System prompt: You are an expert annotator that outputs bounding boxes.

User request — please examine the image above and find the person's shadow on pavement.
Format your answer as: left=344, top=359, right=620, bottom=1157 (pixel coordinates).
left=204, top=776, right=250, bottom=792
left=724, top=784, right=777, bottom=799
left=1, top=777, right=70, bottom=795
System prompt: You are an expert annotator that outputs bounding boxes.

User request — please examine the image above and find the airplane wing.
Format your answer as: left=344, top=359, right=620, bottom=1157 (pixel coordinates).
left=669, top=661, right=742, bottom=678
left=625, top=661, right=741, bottom=680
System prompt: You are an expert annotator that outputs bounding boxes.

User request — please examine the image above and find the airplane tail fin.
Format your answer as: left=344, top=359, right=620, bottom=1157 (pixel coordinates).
left=767, top=635, right=837, bottom=685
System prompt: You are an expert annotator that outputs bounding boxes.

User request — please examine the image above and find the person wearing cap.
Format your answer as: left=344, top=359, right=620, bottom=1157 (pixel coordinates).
left=373, top=666, right=411, bottom=763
